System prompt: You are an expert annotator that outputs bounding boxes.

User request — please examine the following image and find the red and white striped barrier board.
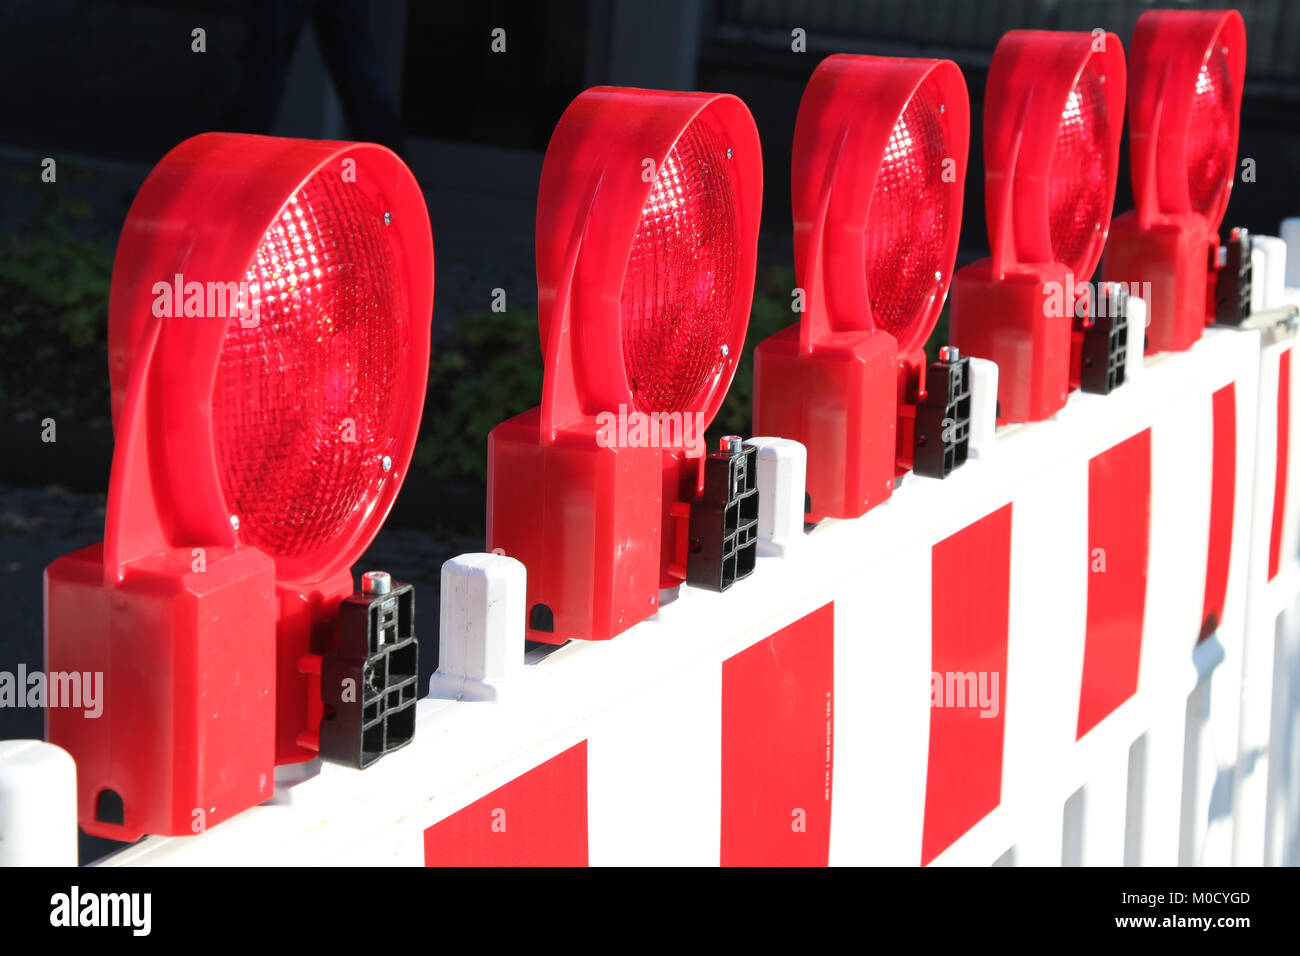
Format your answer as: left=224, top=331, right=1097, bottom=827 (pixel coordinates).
left=8, top=230, right=1300, bottom=866
left=7, top=286, right=1295, bottom=866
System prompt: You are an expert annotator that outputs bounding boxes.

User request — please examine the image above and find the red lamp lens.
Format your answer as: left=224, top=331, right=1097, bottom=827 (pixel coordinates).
left=213, top=169, right=408, bottom=578
left=863, top=83, right=950, bottom=350
left=1047, top=59, right=1110, bottom=271
left=1186, top=44, right=1234, bottom=220
left=620, top=118, right=738, bottom=415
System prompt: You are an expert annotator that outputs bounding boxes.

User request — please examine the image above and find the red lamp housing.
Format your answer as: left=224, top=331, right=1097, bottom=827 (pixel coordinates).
left=487, top=87, right=762, bottom=643
left=1103, top=9, right=1247, bottom=351
left=949, top=30, right=1126, bottom=423
left=753, top=54, right=971, bottom=522
left=45, top=133, right=434, bottom=840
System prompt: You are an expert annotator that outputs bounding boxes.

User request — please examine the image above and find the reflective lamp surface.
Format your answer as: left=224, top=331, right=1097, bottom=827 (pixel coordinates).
left=863, top=83, right=950, bottom=348
left=1047, top=59, right=1110, bottom=271
left=620, top=118, right=738, bottom=414
left=1186, top=44, right=1235, bottom=219
left=213, top=169, right=408, bottom=581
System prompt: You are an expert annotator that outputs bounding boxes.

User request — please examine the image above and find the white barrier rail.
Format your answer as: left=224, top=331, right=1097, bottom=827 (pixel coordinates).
left=5, top=235, right=1300, bottom=867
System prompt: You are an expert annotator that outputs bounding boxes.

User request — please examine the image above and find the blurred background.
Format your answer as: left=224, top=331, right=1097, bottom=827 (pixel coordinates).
left=1, top=0, right=1297, bottom=858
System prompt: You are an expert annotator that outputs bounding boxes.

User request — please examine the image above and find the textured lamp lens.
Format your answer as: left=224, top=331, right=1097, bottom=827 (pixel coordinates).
left=213, top=170, right=408, bottom=577
left=620, top=119, right=738, bottom=415
left=1186, top=45, right=1234, bottom=219
left=863, top=83, right=950, bottom=351
left=1047, top=60, right=1110, bottom=271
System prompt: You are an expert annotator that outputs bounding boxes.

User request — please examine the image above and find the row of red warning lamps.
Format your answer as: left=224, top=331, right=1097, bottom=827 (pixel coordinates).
left=46, top=9, right=1246, bottom=840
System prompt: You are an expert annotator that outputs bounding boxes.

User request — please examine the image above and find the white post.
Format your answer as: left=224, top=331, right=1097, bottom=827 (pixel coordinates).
left=1137, top=709, right=1185, bottom=865
left=1280, top=218, right=1300, bottom=289
left=1079, top=757, right=1129, bottom=866
left=966, top=357, right=999, bottom=458
left=1125, top=296, right=1147, bottom=384
left=744, top=437, right=806, bottom=558
left=1251, top=235, right=1287, bottom=311
left=429, top=553, right=527, bottom=703
left=0, top=740, right=78, bottom=866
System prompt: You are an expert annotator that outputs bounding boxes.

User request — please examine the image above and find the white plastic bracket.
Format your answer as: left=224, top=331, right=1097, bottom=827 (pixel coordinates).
left=966, top=356, right=999, bottom=459
left=744, top=437, right=806, bottom=558
left=429, top=552, right=526, bottom=703
left=0, top=740, right=77, bottom=866
left=1280, top=217, right=1300, bottom=289
left=1124, top=295, right=1147, bottom=385
left=1251, top=234, right=1287, bottom=312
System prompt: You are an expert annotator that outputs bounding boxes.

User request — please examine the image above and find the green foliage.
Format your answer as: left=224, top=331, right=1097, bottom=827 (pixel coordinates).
left=414, top=309, right=543, bottom=482
left=0, top=235, right=112, bottom=347
left=0, top=168, right=112, bottom=349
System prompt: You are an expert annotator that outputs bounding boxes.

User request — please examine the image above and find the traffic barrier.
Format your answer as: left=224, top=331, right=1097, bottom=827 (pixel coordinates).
left=5, top=14, right=1299, bottom=867
left=17, top=297, right=1290, bottom=866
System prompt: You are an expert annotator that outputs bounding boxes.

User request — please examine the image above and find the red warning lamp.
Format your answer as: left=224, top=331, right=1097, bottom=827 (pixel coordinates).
left=45, top=133, right=434, bottom=839
left=488, top=87, right=762, bottom=643
left=949, top=30, right=1127, bottom=423
left=753, top=54, right=971, bottom=522
left=1103, top=9, right=1248, bottom=350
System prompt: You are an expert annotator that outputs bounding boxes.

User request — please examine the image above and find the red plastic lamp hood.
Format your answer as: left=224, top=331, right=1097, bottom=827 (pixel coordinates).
left=1127, top=9, right=1245, bottom=232
left=490, top=86, right=762, bottom=643
left=754, top=54, right=971, bottom=521
left=982, top=31, right=1126, bottom=282
left=949, top=30, right=1126, bottom=423
left=1104, top=9, right=1247, bottom=351
left=47, top=132, right=434, bottom=840
left=105, top=133, right=433, bottom=588
left=791, top=55, right=968, bottom=357
left=534, top=87, right=761, bottom=436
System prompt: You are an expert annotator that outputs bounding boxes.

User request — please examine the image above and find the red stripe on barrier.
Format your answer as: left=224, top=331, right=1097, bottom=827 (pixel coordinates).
left=1201, top=383, right=1236, bottom=641
left=922, top=504, right=1012, bottom=866
left=1077, top=430, right=1151, bottom=738
left=423, top=740, right=588, bottom=866
left=721, top=602, right=834, bottom=866
left=1269, top=348, right=1291, bottom=581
